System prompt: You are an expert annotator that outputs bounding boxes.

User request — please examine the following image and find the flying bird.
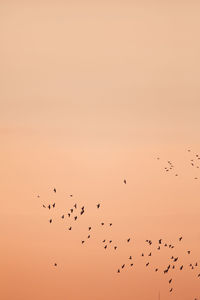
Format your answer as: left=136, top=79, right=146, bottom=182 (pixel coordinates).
left=53, top=188, right=56, bottom=193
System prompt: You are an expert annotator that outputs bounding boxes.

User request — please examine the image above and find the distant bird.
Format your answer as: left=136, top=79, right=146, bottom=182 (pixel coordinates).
left=53, top=188, right=56, bottom=193
left=124, top=179, right=127, bottom=184
left=80, top=210, right=84, bottom=215
left=101, top=222, right=104, bottom=226
left=54, top=263, right=57, bottom=267
left=180, top=265, right=183, bottom=270
left=97, top=204, right=100, bottom=208
left=88, top=227, right=91, bottom=231
left=179, top=237, right=183, bottom=241
left=117, top=269, right=120, bottom=273
left=169, top=288, right=173, bottom=293
left=127, top=238, right=130, bottom=243
left=104, top=245, right=107, bottom=249
left=109, top=240, right=112, bottom=243
left=52, top=203, right=55, bottom=208
left=48, top=205, right=51, bottom=210
left=103, top=240, right=106, bottom=243
left=81, top=206, right=84, bottom=210
left=70, top=195, right=73, bottom=197
left=109, top=223, right=112, bottom=226
left=159, top=239, right=162, bottom=244
left=68, top=227, right=72, bottom=230
left=114, top=246, right=117, bottom=250
left=61, top=215, right=64, bottom=219
left=129, top=256, right=132, bottom=260
left=155, top=268, right=158, bottom=272
left=74, top=204, right=77, bottom=209
left=42, top=205, right=46, bottom=208
left=121, top=264, right=125, bottom=269
left=81, top=240, right=85, bottom=244
left=141, top=253, right=144, bottom=257
left=74, top=216, right=77, bottom=221
left=37, top=195, right=40, bottom=198
left=49, top=219, right=52, bottom=223
left=70, top=209, right=73, bottom=213
left=146, top=262, right=149, bottom=267
left=148, top=252, right=152, bottom=256
left=68, top=213, right=70, bottom=217
left=130, top=263, right=133, bottom=267
left=87, top=235, right=90, bottom=239
left=187, top=250, right=191, bottom=254
left=169, top=279, right=172, bottom=284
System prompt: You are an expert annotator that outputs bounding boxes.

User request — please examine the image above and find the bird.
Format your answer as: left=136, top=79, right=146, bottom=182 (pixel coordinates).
left=88, top=227, right=91, bottom=231
left=109, top=223, right=112, bottom=226
left=42, top=205, right=46, bottom=208
left=54, top=263, right=57, bottom=267
left=104, top=245, right=107, bottom=249
left=117, top=269, right=120, bottom=273
left=180, top=265, right=183, bottom=270
left=114, top=246, right=117, bottom=250
left=169, top=288, right=173, bottom=293
left=70, top=209, right=73, bottom=213
left=101, top=222, right=104, bottom=226
left=68, top=213, right=71, bottom=217
left=130, top=263, right=133, bottom=267
left=121, top=264, right=125, bottom=269
left=53, top=188, right=56, bottom=193
left=187, top=250, right=191, bottom=254
left=52, top=203, right=55, bottom=208
left=87, top=235, right=90, bottom=239
left=109, top=240, right=112, bottom=243
left=74, top=204, right=77, bottom=209
left=159, top=239, right=162, bottom=244
left=61, top=215, right=64, bottom=219
left=148, top=252, right=152, bottom=256
left=80, top=210, right=84, bottom=215
left=97, top=204, right=100, bottom=208
left=129, top=256, right=132, bottom=260
left=155, top=268, right=158, bottom=272
left=179, top=237, right=183, bottom=241
left=123, top=179, right=127, bottom=184
left=146, top=262, right=149, bottom=267
left=68, top=227, right=72, bottom=230
left=127, top=238, right=131, bottom=242
left=169, top=279, right=172, bottom=284
left=48, top=205, right=51, bottom=210
left=74, top=216, right=77, bottom=221
left=81, top=240, right=85, bottom=244
left=49, top=219, right=52, bottom=223
left=102, top=240, right=106, bottom=243
left=70, top=194, right=73, bottom=197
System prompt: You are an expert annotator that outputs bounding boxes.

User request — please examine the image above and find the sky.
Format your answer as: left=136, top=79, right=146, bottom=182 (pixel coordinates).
left=1, top=1, right=200, bottom=299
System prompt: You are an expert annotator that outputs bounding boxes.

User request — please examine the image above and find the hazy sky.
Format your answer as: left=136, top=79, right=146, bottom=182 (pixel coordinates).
left=1, top=1, right=200, bottom=299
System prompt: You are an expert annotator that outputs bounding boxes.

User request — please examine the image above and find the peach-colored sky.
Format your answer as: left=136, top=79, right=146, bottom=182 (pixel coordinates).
left=1, top=1, right=200, bottom=299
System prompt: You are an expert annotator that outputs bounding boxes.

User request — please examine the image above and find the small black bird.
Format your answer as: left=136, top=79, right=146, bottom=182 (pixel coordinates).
left=129, top=256, right=132, bottom=260
left=124, top=179, right=127, bottom=184
left=121, top=264, right=125, bottom=269
left=74, top=204, right=77, bottom=209
left=53, top=188, right=56, bottom=193
left=146, top=262, right=149, bottom=267
left=61, top=215, right=64, bottom=219
left=74, top=216, right=77, bottom=221
left=169, top=279, right=172, bottom=284
left=52, top=203, right=55, bottom=208
left=109, top=223, right=112, bottom=226
left=80, top=210, right=84, bottom=215
left=103, top=240, right=106, bottom=243
left=48, top=205, right=51, bottom=210
left=117, top=269, right=120, bottom=273
left=70, top=209, right=73, bottom=213
left=70, top=194, right=73, bottom=197
left=104, top=245, right=107, bottom=249
left=68, top=213, right=71, bottom=217
left=127, top=238, right=130, bottom=242
left=155, top=268, right=158, bottom=272
left=179, top=237, right=183, bottom=241
left=187, top=250, right=191, bottom=254
left=81, top=240, right=85, bottom=244
left=87, top=235, right=90, bottom=239
left=49, top=219, right=52, bottom=223
left=69, top=227, right=72, bottom=230
left=88, top=227, right=91, bottom=231
left=97, top=204, right=100, bottom=208
left=114, top=246, right=117, bottom=250
left=101, top=222, right=104, bottom=226
left=42, top=205, right=46, bottom=208
left=130, top=263, right=133, bottom=267
left=54, top=263, right=57, bottom=267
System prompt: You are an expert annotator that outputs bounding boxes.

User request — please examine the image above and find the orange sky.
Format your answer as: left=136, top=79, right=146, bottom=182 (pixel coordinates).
left=1, top=1, right=200, bottom=299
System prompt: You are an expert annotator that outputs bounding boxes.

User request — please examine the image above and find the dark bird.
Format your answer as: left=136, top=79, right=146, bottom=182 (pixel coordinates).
left=87, top=235, right=90, bottom=239
left=42, top=205, right=46, bottom=208
left=52, top=203, right=55, bottom=208
left=103, top=240, right=106, bottom=243
left=49, top=219, right=52, bottom=223
left=81, top=240, right=85, bottom=244
left=109, top=223, right=112, bottom=226
left=124, top=179, right=127, bottom=184
left=74, top=204, right=77, bottom=209
left=179, top=237, right=183, bottom=241
left=157, top=246, right=160, bottom=250
left=104, top=245, right=107, bottom=249
left=117, top=269, right=120, bottom=273
left=159, top=239, right=162, bottom=244
left=127, top=238, right=130, bottom=243
left=148, top=252, right=152, bottom=256
left=187, top=250, right=191, bottom=254
left=48, top=205, right=51, bottom=210
left=130, top=263, right=133, bottom=267
left=129, top=256, right=132, bottom=260
left=146, top=262, right=149, bottom=267
left=109, top=240, right=112, bottom=243
left=68, top=213, right=71, bottom=217
left=88, top=227, right=91, bottom=231
left=53, top=188, right=56, bottom=193
left=97, top=204, right=100, bottom=208
left=169, top=288, right=173, bottom=293
left=61, top=215, right=64, bottom=219
left=121, top=264, right=125, bottom=269
left=141, top=253, right=144, bottom=256
left=81, top=206, right=84, bottom=210
left=70, top=209, right=73, bottom=213
left=37, top=195, right=40, bottom=198
left=80, top=210, right=84, bottom=215
left=68, top=227, right=72, bottom=230
left=114, top=246, right=117, bottom=250
left=169, top=279, right=172, bottom=284
left=155, top=268, right=158, bottom=272
left=180, top=265, right=183, bottom=270
left=101, top=222, right=104, bottom=226
left=54, top=263, right=57, bottom=267
left=70, top=194, right=73, bottom=197
left=74, top=216, right=77, bottom=221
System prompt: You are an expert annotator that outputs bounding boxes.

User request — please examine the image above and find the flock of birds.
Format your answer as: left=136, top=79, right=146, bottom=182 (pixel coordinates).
left=38, top=149, right=200, bottom=299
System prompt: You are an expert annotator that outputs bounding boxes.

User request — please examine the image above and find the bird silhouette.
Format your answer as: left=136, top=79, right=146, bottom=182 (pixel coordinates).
left=49, top=219, right=52, bottom=223
left=97, top=204, right=100, bottom=208
left=53, top=188, right=56, bottom=193
left=124, top=179, right=127, bottom=184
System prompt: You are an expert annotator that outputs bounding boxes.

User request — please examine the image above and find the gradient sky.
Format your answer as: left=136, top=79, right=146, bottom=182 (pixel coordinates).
left=1, top=1, right=200, bottom=299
